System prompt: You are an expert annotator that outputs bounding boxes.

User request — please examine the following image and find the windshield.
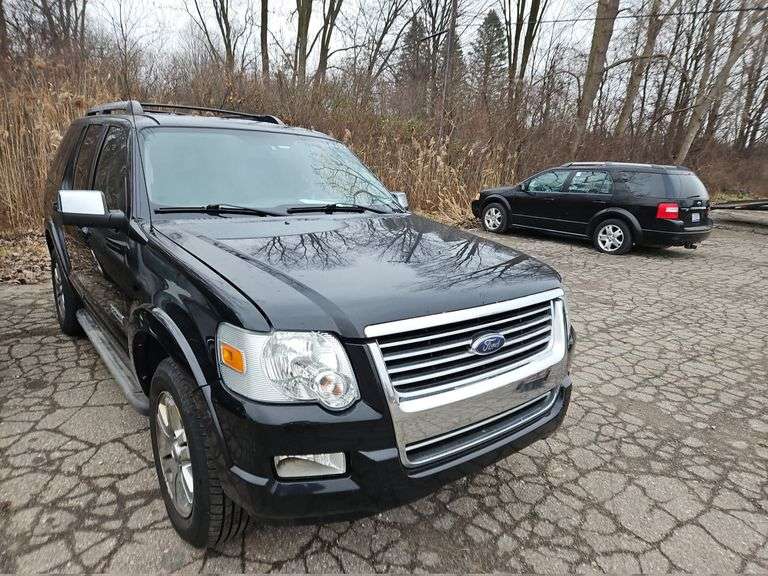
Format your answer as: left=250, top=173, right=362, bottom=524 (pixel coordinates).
left=139, top=127, right=399, bottom=211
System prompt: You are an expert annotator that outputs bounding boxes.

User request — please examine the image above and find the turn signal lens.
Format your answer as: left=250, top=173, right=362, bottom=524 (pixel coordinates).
left=656, top=202, right=679, bottom=219
left=220, top=343, right=246, bottom=374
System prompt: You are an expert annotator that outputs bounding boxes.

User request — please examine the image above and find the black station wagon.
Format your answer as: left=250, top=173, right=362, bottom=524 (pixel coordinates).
left=471, top=162, right=713, bottom=254
left=44, top=101, right=576, bottom=547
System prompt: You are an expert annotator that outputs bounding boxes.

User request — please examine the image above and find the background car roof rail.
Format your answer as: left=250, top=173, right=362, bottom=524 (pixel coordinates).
left=86, top=100, right=144, bottom=116
left=139, top=102, right=284, bottom=125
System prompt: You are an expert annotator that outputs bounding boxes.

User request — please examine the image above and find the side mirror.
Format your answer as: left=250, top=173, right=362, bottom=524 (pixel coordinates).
left=519, top=182, right=529, bottom=192
left=57, top=190, right=127, bottom=229
left=392, top=191, right=409, bottom=210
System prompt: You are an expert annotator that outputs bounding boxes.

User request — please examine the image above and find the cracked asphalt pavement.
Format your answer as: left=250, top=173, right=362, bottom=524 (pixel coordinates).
left=1, top=225, right=767, bottom=573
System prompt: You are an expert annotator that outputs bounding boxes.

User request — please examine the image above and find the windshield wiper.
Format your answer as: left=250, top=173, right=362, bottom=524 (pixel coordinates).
left=285, top=203, right=387, bottom=215
left=154, top=203, right=282, bottom=217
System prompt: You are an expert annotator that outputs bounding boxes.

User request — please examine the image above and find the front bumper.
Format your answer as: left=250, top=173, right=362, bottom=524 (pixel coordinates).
left=209, top=319, right=575, bottom=522
left=471, top=199, right=481, bottom=217
left=220, top=379, right=571, bottom=521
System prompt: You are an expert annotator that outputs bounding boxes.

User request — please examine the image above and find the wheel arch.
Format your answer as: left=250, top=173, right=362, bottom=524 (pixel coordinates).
left=588, top=208, right=643, bottom=242
left=481, top=194, right=512, bottom=213
left=130, top=305, right=232, bottom=466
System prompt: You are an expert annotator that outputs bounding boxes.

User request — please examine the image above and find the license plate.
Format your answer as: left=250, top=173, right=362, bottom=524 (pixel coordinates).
left=691, top=212, right=700, bottom=223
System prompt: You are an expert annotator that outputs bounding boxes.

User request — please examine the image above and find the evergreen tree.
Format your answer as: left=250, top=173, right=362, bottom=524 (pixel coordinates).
left=470, top=10, right=507, bottom=109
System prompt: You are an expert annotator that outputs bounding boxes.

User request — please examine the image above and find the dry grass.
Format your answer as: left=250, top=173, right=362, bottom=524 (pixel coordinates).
left=0, top=62, right=765, bottom=234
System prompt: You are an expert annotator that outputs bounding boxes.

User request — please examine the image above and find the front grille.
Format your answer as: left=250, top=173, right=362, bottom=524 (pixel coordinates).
left=404, top=388, right=558, bottom=466
left=374, top=299, right=554, bottom=397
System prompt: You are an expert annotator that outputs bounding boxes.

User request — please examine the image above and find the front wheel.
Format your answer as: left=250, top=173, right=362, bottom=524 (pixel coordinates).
left=150, top=358, right=248, bottom=548
left=481, top=202, right=508, bottom=233
left=50, top=255, right=82, bottom=336
left=593, top=219, right=632, bottom=255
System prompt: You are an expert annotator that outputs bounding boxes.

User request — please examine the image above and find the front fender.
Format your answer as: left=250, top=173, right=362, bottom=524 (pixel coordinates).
left=482, top=194, right=513, bottom=213
left=45, top=218, right=70, bottom=272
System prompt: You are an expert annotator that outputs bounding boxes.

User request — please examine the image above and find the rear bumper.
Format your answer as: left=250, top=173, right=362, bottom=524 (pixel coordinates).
left=640, top=224, right=712, bottom=246
left=471, top=199, right=481, bottom=217
left=222, top=381, right=571, bottom=522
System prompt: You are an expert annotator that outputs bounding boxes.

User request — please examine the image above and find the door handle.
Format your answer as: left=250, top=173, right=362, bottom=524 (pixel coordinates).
left=105, top=237, right=128, bottom=254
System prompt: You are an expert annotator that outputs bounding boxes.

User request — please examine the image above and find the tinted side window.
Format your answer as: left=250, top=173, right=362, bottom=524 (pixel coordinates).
left=567, top=170, right=612, bottom=194
left=73, top=125, right=103, bottom=189
left=43, top=124, right=83, bottom=211
left=624, top=171, right=666, bottom=198
left=528, top=170, right=570, bottom=193
left=93, top=126, right=129, bottom=211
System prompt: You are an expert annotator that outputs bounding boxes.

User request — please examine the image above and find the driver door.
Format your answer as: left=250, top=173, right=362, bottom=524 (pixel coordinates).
left=512, top=170, right=572, bottom=229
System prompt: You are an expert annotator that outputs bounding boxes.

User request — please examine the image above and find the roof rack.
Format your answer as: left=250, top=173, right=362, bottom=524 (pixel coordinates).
left=140, top=102, right=283, bottom=125
left=86, top=100, right=144, bottom=116
left=85, top=100, right=283, bottom=125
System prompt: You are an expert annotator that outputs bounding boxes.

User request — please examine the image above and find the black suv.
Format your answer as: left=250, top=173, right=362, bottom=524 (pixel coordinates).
left=44, top=101, right=575, bottom=548
left=471, top=162, right=713, bottom=254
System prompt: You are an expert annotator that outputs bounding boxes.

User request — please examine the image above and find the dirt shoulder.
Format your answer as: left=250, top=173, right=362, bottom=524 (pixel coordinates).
left=0, top=231, right=50, bottom=285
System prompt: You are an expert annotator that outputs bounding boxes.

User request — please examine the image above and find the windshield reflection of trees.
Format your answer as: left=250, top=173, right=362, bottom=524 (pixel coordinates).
left=246, top=216, right=545, bottom=289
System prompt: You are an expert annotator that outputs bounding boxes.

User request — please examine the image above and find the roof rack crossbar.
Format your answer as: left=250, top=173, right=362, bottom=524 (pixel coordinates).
left=140, top=102, right=283, bottom=125
left=86, top=100, right=143, bottom=116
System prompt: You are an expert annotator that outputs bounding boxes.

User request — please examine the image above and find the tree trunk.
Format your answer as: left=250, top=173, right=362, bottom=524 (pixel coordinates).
left=295, top=0, right=312, bottom=85
left=0, top=0, right=9, bottom=60
left=615, top=0, right=679, bottom=135
left=570, top=0, right=619, bottom=156
left=315, top=0, right=343, bottom=85
left=260, top=0, right=269, bottom=82
left=675, top=6, right=761, bottom=164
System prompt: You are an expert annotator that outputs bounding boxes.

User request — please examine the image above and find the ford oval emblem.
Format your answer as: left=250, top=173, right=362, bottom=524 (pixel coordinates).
left=470, top=333, right=506, bottom=356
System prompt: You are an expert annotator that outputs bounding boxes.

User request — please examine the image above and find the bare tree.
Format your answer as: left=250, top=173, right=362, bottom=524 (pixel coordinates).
left=570, top=0, right=620, bottom=155
left=295, top=0, right=312, bottom=84
left=615, top=0, right=680, bottom=136
left=0, top=0, right=9, bottom=59
left=675, top=3, right=765, bottom=163
left=260, top=0, right=269, bottom=81
left=313, top=0, right=344, bottom=84
left=187, top=0, right=254, bottom=75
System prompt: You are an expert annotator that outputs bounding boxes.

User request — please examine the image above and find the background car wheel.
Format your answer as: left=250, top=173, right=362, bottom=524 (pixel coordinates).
left=50, top=255, right=82, bottom=336
left=481, top=202, right=508, bottom=233
left=593, top=219, right=632, bottom=255
left=150, top=357, right=248, bottom=548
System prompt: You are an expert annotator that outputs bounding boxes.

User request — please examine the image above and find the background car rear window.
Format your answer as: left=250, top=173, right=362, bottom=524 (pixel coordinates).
left=623, top=171, right=666, bottom=198
left=568, top=171, right=612, bottom=194
left=73, top=124, right=103, bottom=190
left=93, top=126, right=129, bottom=212
left=528, top=170, right=570, bottom=192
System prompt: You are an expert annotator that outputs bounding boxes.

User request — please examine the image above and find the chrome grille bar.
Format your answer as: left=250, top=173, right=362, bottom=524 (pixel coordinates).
left=365, top=290, right=568, bottom=468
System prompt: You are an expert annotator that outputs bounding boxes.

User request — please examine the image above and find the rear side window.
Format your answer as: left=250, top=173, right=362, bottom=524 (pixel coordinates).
left=528, top=170, right=570, bottom=193
left=668, top=173, right=709, bottom=200
left=73, top=125, right=103, bottom=189
left=93, top=126, right=129, bottom=211
left=623, top=171, right=666, bottom=198
left=567, top=171, right=612, bottom=194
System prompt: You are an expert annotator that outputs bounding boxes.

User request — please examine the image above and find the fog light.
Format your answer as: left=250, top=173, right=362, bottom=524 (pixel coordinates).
left=274, top=453, right=346, bottom=478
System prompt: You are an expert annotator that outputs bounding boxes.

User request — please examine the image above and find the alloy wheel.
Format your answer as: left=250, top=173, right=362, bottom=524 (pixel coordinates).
left=484, top=207, right=503, bottom=230
left=155, top=391, right=194, bottom=518
left=53, top=263, right=66, bottom=319
left=597, top=224, right=624, bottom=252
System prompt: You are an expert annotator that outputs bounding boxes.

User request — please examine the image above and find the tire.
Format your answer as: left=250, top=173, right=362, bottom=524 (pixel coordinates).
left=593, top=218, right=633, bottom=255
left=50, top=254, right=82, bottom=336
left=149, top=358, right=248, bottom=548
left=481, top=202, right=508, bottom=233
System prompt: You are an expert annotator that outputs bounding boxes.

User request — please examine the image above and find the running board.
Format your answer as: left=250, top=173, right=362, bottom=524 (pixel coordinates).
left=76, top=309, right=150, bottom=416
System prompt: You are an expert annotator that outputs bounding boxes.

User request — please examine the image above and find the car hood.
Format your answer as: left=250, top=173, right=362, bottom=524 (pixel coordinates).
left=155, top=214, right=562, bottom=338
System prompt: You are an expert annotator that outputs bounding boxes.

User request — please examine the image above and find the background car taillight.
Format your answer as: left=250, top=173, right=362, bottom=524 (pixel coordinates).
left=656, top=203, right=679, bottom=220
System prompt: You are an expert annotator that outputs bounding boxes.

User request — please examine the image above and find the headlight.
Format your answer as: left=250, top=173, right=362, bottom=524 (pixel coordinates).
left=216, top=324, right=360, bottom=410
